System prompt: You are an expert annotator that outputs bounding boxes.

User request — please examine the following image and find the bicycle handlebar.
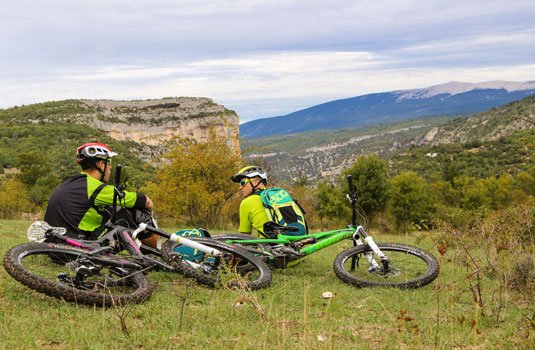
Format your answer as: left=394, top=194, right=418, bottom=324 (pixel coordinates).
left=114, top=164, right=122, bottom=187
left=347, top=175, right=358, bottom=227
left=111, top=164, right=122, bottom=224
left=347, top=175, right=354, bottom=195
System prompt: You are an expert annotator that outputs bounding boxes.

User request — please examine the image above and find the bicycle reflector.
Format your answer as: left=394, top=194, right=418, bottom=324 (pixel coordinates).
left=27, top=221, right=66, bottom=243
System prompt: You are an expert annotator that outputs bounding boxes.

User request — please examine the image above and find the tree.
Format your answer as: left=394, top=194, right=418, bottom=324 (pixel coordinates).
left=516, top=167, right=535, bottom=196
left=294, top=171, right=309, bottom=188
left=342, top=155, right=389, bottom=227
left=0, top=179, right=32, bottom=219
left=388, top=172, right=430, bottom=231
left=457, top=176, right=487, bottom=211
left=483, top=174, right=513, bottom=209
left=314, top=181, right=348, bottom=229
left=442, top=158, right=459, bottom=185
left=147, top=133, right=242, bottom=227
left=15, top=152, right=50, bottom=186
left=14, top=151, right=60, bottom=206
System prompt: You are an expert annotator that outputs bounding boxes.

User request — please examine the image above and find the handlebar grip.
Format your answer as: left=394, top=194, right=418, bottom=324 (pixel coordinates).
left=347, top=175, right=354, bottom=193
left=114, top=164, right=122, bottom=186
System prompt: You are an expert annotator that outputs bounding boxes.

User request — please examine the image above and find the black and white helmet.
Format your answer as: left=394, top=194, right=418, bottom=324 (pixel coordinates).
left=231, top=166, right=267, bottom=184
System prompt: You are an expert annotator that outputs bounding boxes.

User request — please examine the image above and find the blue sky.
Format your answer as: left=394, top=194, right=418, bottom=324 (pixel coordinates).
left=1, top=0, right=534, bottom=122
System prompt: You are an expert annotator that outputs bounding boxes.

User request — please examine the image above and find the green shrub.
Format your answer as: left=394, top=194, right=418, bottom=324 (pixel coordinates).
left=0, top=179, right=32, bottom=219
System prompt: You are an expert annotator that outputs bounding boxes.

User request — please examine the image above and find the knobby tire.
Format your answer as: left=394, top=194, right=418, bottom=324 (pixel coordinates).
left=333, top=242, right=439, bottom=288
left=3, top=242, right=153, bottom=306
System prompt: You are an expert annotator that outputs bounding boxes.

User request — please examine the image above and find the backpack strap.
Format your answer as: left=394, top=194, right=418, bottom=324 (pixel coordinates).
left=89, top=183, right=107, bottom=214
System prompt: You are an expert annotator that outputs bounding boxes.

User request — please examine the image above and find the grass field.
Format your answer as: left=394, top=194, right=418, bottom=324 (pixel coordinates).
left=0, top=219, right=533, bottom=349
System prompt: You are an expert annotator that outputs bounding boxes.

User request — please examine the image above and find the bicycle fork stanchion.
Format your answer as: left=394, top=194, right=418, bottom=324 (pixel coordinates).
left=348, top=175, right=360, bottom=271
left=168, top=234, right=223, bottom=257
left=132, top=223, right=224, bottom=258
left=352, top=227, right=383, bottom=271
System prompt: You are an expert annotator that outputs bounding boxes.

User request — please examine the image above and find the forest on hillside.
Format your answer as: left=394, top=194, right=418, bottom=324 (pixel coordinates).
left=1, top=95, right=535, bottom=234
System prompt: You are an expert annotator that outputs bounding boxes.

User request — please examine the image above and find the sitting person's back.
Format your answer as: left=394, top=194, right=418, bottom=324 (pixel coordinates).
left=44, top=141, right=158, bottom=248
left=231, top=166, right=307, bottom=238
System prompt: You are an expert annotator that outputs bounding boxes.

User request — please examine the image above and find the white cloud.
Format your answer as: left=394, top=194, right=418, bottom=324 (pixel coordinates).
left=0, top=0, right=534, bottom=122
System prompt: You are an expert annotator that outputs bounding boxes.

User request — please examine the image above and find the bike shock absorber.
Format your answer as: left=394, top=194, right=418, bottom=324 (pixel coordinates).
left=290, top=237, right=316, bottom=249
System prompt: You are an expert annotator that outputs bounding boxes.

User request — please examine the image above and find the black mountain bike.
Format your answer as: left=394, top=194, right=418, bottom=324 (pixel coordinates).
left=3, top=165, right=271, bottom=307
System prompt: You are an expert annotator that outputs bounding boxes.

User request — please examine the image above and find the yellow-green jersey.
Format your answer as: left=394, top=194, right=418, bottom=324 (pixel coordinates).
left=239, top=192, right=269, bottom=237
left=44, top=172, right=146, bottom=238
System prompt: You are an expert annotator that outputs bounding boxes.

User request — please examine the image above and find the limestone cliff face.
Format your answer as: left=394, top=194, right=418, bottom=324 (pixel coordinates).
left=81, top=97, right=239, bottom=150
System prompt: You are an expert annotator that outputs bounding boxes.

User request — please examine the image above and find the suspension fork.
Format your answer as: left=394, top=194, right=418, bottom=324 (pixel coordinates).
left=351, top=226, right=389, bottom=271
left=131, top=223, right=223, bottom=257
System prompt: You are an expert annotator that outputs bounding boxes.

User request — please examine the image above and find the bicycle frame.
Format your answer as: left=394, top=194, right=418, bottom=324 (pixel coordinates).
left=28, top=163, right=226, bottom=272
left=227, top=228, right=354, bottom=255
left=33, top=214, right=227, bottom=272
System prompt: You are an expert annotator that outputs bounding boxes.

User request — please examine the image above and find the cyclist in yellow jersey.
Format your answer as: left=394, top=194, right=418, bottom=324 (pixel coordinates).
left=231, top=166, right=269, bottom=237
left=44, top=142, right=159, bottom=248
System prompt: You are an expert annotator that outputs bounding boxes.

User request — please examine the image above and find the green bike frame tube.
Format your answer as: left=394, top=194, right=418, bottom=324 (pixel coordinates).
left=295, top=228, right=356, bottom=255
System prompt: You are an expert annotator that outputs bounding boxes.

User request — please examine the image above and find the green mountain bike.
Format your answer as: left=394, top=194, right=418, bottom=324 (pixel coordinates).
left=213, top=176, right=439, bottom=288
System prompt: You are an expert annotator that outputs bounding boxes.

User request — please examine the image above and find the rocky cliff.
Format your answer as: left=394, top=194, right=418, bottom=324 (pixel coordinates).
left=82, top=98, right=239, bottom=150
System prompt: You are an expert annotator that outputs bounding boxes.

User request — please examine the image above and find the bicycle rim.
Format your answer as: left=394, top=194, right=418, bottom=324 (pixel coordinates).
left=4, top=243, right=153, bottom=306
left=333, top=243, right=439, bottom=288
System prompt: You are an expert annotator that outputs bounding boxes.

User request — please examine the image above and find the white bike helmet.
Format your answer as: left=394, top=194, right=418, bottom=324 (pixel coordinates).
left=231, top=166, right=267, bottom=184
left=77, top=142, right=118, bottom=168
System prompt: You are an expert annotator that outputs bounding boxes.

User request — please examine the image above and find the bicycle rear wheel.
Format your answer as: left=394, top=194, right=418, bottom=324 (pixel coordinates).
left=161, top=238, right=272, bottom=290
left=333, top=243, right=439, bottom=288
left=4, top=242, right=153, bottom=306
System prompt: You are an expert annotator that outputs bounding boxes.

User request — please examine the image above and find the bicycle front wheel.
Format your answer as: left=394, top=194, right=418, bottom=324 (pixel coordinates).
left=161, top=238, right=272, bottom=290
left=4, top=242, right=153, bottom=306
left=333, top=243, right=439, bottom=288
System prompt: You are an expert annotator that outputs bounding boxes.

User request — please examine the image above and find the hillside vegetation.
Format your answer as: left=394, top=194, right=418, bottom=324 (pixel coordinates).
left=0, top=100, right=95, bottom=124
left=244, top=95, right=535, bottom=183
left=3, top=95, right=535, bottom=233
left=390, top=129, right=535, bottom=180
left=0, top=97, right=241, bottom=216
left=1, top=96, right=535, bottom=348
left=242, top=116, right=455, bottom=183
left=416, top=94, right=535, bottom=146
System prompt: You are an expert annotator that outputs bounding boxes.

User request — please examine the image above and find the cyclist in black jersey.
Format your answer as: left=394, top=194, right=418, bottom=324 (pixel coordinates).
left=44, top=142, right=159, bottom=247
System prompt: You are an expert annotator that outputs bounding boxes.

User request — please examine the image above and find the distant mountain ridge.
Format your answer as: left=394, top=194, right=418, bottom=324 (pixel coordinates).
left=240, top=81, right=535, bottom=138
left=243, top=94, right=535, bottom=184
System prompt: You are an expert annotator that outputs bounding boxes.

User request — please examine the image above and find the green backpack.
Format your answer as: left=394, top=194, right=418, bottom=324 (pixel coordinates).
left=259, top=188, right=308, bottom=236
left=172, top=228, right=210, bottom=262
